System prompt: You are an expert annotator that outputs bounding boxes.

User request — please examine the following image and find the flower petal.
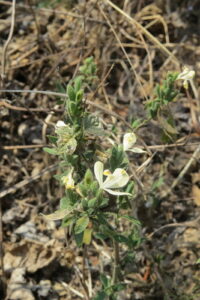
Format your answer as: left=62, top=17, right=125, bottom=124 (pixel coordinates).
left=123, top=133, right=137, bottom=151
left=128, top=147, right=146, bottom=153
left=104, top=188, right=132, bottom=196
left=103, top=168, right=129, bottom=189
left=56, top=120, right=66, bottom=128
left=177, top=67, right=195, bottom=80
left=62, top=170, right=75, bottom=189
left=94, top=161, right=104, bottom=187
left=177, top=67, right=195, bottom=89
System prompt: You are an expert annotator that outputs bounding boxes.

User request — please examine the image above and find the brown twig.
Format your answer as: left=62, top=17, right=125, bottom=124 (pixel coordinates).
left=1, top=144, right=45, bottom=150
left=0, top=99, right=62, bottom=112
left=147, top=141, right=200, bottom=150
left=148, top=216, right=200, bottom=238
left=1, top=0, right=16, bottom=85
left=74, top=265, right=90, bottom=300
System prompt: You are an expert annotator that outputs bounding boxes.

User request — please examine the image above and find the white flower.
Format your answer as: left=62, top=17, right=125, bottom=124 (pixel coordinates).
left=123, top=133, right=146, bottom=153
left=177, top=66, right=195, bottom=89
left=61, top=170, right=75, bottom=190
left=94, top=161, right=131, bottom=196
left=123, top=133, right=136, bottom=151
left=56, top=120, right=66, bottom=128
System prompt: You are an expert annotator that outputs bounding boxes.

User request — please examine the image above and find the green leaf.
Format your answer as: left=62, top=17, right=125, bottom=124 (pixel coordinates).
left=68, top=101, right=77, bottom=116
left=74, top=215, right=89, bottom=234
left=75, top=89, right=84, bottom=103
left=43, top=147, right=58, bottom=155
left=79, top=66, right=85, bottom=74
left=96, top=213, right=110, bottom=226
left=94, top=232, right=107, bottom=240
left=62, top=215, right=75, bottom=227
left=98, top=196, right=109, bottom=208
left=67, top=84, right=76, bottom=101
left=90, top=181, right=99, bottom=194
left=196, top=258, right=200, bottom=264
left=83, top=228, right=93, bottom=245
left=47, top=135, right=58, bottom=144
left=157, top=114, right=177, bottom=134
left=84, top=169, right=94, bottom=185
left=93, top=291, right=107, bottom=300
left=60, top=197, right=70, bottom=209
left=81, top=198, right=88, bottom=210
left=99, top=225, right=117, bottom=240
left=74, top=76, right=83, bottom=93
left=78, top=183, right=88, bottom=197
left=100, top=274, right=109, bottom=288
left=57, top=137, right=77, bottom=155
left=75, top=232, right=84, bottom=247
left=109, top=145, right=127, bottom=171
left=55, top=80, right=66, bottom=94
left=114, top=234, right=129, bottom=244
left=152, top=177, right=164, bottom=190
left=88, top=198, right=97, bottom=208
left=131, top=118, right=143, bottom=129
left=91, top=64, right=97, bottom=75
left=112, top=283, right=126, bottom=292
left=120, top=215, right=141, bottom=225
left=83, top=114, right=105, bottom=136
left=85, top=126, right=106, bottom=136
left=85, top=56, right=93, bottom=65
left=62, top=190, right=78, bottom=207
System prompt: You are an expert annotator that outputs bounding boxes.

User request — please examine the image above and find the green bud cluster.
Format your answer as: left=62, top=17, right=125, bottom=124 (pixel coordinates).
left=146, top=72, right=179, bottom=118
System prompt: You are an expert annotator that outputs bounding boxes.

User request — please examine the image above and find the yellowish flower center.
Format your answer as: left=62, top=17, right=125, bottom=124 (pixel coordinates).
left=62, top=175, right=74, bottom=189
left=120, top=170, right=126, bottom=175
left=103, top=170, right=112, bottom=176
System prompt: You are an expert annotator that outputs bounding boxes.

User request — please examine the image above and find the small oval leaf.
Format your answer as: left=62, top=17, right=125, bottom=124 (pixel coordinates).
left=83, top=228, right=93, bottom=245
left=74, top=215, right=89, bottom=234
left=43, top=147, right=58, bottom=155
left=67, top=85, right=76, bottom=101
